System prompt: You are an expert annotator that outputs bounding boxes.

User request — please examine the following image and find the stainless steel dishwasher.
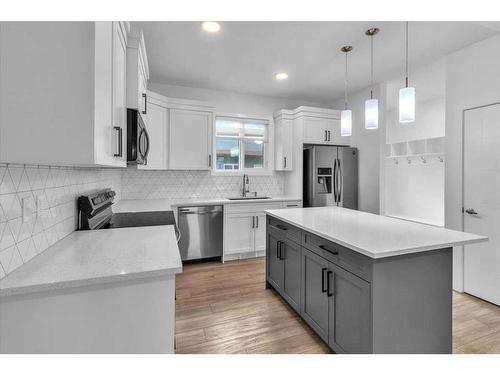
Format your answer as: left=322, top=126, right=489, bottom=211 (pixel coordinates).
left=177, top=205, right=223, bottom=262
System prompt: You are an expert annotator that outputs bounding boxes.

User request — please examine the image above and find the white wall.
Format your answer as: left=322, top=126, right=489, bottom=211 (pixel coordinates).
left=445, top=34, right=500, bottom=291
left=149, top=82, right=329, bottom=117
left=383, top=59, right=446, bottom=226
left=333, top=87, right=383, bottom=214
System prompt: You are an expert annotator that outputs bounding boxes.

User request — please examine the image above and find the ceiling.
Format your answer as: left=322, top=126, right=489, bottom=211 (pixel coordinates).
left=132, top=21, right=499, bottom=103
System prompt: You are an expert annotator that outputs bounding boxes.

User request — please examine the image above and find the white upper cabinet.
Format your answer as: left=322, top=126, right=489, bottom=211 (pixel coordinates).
left=0, top=21, right=128, bottom=167
left=297, top=107, right=343, bottom=146
left=126, top=29, right=150, bottom=113
left=169, top=108, right=213, bottom=170
left=274, top=110, right=293, bottom=171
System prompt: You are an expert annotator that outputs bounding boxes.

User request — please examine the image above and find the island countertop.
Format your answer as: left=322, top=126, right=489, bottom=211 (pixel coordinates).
left=0, top=225, right=182, bottom=297
left=265, top=206, right=487, bottom=259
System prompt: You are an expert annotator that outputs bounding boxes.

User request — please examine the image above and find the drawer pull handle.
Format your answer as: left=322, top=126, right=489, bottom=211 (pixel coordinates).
left=321, top=267, right=327, bottom=293
left=276, top=224, right=287, bottom=231
left=319, top=244, right=339, bottom=255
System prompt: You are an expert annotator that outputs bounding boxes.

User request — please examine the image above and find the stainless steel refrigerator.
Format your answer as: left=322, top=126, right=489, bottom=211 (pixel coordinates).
left=303, top=145, right=358, bottom=209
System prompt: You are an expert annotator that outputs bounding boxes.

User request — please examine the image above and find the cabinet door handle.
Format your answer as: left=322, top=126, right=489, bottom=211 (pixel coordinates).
left=208, top=154, right=212, bottom=167
left=318, top=244, right=339, bottom=255
left=279, top=241, right=284, bottom=260
left=327, top=270, right=334, bottom=297
left=283, top=156, right=287, bottom=169
left=256, top=216, right=259, bottom=228
left=252, top=216, right=255, bottom=228
left=328, top=131, right=331, bottom=142
left=321, top=267, right=327, bottom=293
left=142, top=93, right=147, bottom=114
left=324, top=130, right=328, bottom=141
left=113, top=126, right=122, bottom=157
left=276, top=240, right=281, bottom=259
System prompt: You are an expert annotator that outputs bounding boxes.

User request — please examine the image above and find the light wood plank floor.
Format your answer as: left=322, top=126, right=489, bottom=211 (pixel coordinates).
left=175, top=257, right=500, bottom=354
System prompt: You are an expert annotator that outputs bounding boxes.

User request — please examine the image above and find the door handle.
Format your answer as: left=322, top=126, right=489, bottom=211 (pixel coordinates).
left=276, top=224, right=287, bottom=231
left=327, top=270, right=334, bottom=297
left=208, top=154, right=212, bottom=167
left=252, top=216, right=255, bottom=228
left=283, top=157, right=287, bottom=169
left=113, top=126, right=122, bottom=157
left=279, top=241, right=284, bottom=260
left=337, top=158, right=342, bottom=203
left=465, top=208, right=478, bottom=215
left=324, top=130, right=328, bottom=142
left=333, top=159, right=338, bottom=202
left=321, top=267, right=327, bottom=293
left=328, top=131, right=331, bottom=142
left=256, top=216, right=259, bottom=228
left=276, top=240, right=280, bottom=259
left=142, top=93, right=147, bottom=114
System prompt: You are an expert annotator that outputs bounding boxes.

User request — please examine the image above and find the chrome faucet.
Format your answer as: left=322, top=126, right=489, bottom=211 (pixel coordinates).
left=242, top=174, right=250, bottom=197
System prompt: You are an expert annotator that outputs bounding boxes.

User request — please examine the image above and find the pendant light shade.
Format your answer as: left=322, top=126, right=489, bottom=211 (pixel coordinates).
left=340, top=45, right=353, bottom=137
left=341, top=109, right=352, bottom=136
left=399, top=22, right=415, bottom=124
left=399, top=86, right=415, bottom=123
left=365, top=28, right=379, bottom=130
left=365, top=98, right=379, bottom=129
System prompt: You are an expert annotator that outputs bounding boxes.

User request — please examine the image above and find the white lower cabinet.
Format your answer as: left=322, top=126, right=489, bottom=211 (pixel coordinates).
left=223, top=202, right=282, bottom=261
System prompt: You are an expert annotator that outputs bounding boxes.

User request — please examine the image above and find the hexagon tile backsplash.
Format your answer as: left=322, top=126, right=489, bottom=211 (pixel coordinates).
left=0, top=164, right=122, bottom=279
left=120, top=169, right=285, bottom=200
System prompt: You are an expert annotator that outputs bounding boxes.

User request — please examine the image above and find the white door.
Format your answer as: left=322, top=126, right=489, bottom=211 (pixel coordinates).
left=224, top=213, right=254, bottom=255
left=112, top=22, right=127, bottom=166
left=139, top=103, right=167, bottom=170
left=169, top=109, right=211, bottom=170
left=463, top=104, right=500, bottom=305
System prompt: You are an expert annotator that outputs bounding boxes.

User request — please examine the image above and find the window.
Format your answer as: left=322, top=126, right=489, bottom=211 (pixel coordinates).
left=214, top=117, right=269, bottom=171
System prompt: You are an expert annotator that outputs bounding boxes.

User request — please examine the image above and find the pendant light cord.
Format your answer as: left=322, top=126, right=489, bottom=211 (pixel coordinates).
left=405, top=21, right=409, bottom=88
left=370, top=33, right=374, bottom=99
left=344, top=51, right=348, bottom=110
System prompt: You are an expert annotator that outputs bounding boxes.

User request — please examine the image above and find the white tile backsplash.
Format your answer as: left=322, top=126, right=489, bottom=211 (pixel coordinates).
left=0, top=165, right=284, bottom=280
left=120, top=169, right=285, bottom=200
left=0, top=164, right=121, bottom=279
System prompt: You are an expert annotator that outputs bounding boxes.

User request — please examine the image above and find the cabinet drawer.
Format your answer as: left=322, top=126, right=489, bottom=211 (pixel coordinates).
left=267, top=217, right=302, bottom=245
left=302, top=232, right=372, bottom=281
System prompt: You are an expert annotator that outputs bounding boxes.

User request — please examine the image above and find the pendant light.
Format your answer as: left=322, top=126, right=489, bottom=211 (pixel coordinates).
left=399, top=22, right=415, bottom=123
left=365, top=28, right=379, bottom=129
left=341, top=45, right=353, bottom=137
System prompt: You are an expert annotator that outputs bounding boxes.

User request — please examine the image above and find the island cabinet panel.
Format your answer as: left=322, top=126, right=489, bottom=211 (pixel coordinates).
left=328, top=263, right=371, bottom=354
left=281, top=239, right=301, bottom=312
left=266, top=230, right=284, bottom=291
left=300, top=248, right=330, bottom=341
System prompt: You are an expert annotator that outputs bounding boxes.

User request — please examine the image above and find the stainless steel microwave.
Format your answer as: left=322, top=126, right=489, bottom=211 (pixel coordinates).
left=127, top=108, right=150, bottom=165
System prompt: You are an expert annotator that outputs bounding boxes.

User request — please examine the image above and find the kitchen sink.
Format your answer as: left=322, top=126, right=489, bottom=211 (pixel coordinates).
left=227, top=196, right=271, bottom=200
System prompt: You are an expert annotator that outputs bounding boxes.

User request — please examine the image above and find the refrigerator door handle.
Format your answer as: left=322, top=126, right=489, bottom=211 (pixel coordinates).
left=333, top=158, right=338, bottom=203
left=337, top=158, right=343, bottom=204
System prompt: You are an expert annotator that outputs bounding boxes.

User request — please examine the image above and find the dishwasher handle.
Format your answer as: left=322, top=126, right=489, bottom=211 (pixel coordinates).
left=178, top=206, right=223, bottom=215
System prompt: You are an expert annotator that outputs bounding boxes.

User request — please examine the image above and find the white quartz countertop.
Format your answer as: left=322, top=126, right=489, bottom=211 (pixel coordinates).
left=265, top=207, right=488, bottom=259
left=114, top=196, right=301, bottom=212
left=0, top=225, right=182, bottom=297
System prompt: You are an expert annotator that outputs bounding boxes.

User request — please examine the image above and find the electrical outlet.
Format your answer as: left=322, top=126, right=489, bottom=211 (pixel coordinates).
left=36, top=195, right=50, bottom=218
left=21, top=197, right=34, bottom=223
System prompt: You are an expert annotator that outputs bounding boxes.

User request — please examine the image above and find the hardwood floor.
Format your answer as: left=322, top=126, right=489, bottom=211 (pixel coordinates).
left=175, top=257, right=500, bottom=354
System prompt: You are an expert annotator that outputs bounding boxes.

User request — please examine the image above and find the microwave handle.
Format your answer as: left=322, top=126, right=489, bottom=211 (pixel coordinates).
left=142, top=128, right=150, bottom=164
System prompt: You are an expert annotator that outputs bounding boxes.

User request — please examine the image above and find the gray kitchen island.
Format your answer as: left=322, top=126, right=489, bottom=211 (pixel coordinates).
left=265, top=206, right=487, bottom=354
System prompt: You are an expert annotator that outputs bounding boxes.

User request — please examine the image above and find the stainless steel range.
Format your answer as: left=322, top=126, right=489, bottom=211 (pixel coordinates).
left=78, top=189, right=179, bottom=240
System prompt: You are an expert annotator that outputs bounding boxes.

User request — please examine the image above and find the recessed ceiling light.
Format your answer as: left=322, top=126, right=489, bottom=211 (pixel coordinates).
left=202, top=22, right=221, bottom=33
left=275, top=72, right=288, bottom=80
